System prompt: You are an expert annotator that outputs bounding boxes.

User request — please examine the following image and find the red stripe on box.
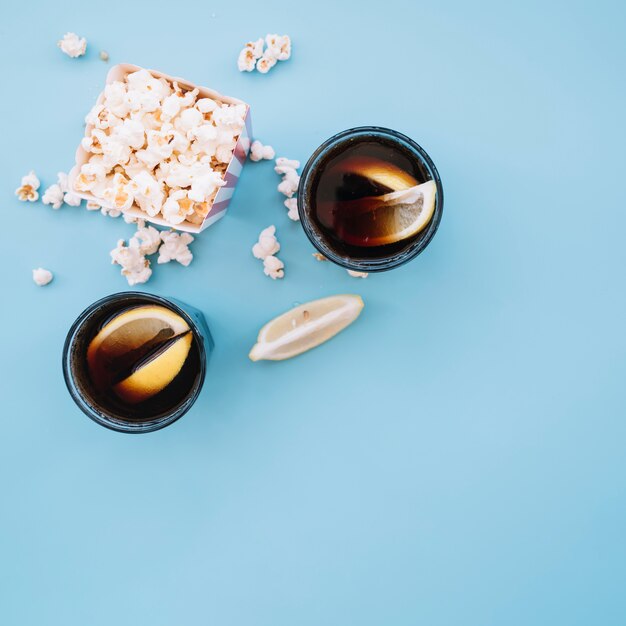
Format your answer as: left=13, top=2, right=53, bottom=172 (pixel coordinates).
left=233, top=148, right=247, bottom=167
left=208, top=199, right=231, bottom=216
left=224, top=171, right=239, bottom=187
left=245, top=110, right=253, bottom=139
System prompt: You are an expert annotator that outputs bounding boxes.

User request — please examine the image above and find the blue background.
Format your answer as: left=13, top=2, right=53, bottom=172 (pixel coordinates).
left=1, top=1, right=625, bottom=624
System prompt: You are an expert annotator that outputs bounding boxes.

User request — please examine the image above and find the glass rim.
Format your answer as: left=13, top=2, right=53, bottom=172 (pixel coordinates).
left=297, top=126, right=444, bottom=272
left=62, top=291, right=207, bottom=434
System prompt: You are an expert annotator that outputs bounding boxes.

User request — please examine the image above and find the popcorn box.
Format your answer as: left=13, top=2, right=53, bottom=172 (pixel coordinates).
left=69, top=63, right=252, bottom=233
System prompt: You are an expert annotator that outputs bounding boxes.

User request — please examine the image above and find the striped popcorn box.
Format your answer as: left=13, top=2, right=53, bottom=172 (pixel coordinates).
left=69, top=63, right=251, bottom=233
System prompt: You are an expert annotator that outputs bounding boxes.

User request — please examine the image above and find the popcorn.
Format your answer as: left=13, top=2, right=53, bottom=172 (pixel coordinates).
left=130, top=170, right=163, bottom=216
left=85, top=103, right=121, bottom=130
left=58, top=32, right=87, bottom=58
left=275, top=157, right=301, bottom=217
left=100, top=50, right=109, bottom=62
left=215, top=142, right=236, bottom=164
left=32, top=268, right=53, bottom=286
left=125, top=69, right=171, bottom=112
left=164, top=161, right=195, bottom=188
left=160, top=85, right=198, bottom=120
left=41, top=183, right=64, bottom=209
left=212, top=103, right=247, bottom=128
left=256, top=55, right=277, bottom=74
left=263, top=255, right=284, bottom=279
left=162, top=189, right=194, bottom=224
left=62, top=191, right=82, bottom=206
left=130, top=219, right=161, bottom=255
left=312, top=252, right=328, bottom=261
left=284, top=197, right=299, bottom=221
left=81, top=128, right=107, bottom=154
left=237, top=38, right=264, bottom=72
left=101, top=205, right=122, bottom=218
left=190, top=123, right=218, bottom=155
left=239, top=35, right=291, bottom=74
left=274, top=157, right=300, bottom=174
left=41, top=172, right=81, bottom=208
left=277, top=169, right=299, bottom=197
left=249, top=38, right=265, bottom=59
left=86, top=200, right=101, bottom=211
left=249, top=140, right=275, bottom=162
left=15, top=171, right=40, bottom=202
left=188, top=169, right=226, bottom=202
left=74, top=160, right=107, bottom=192
left=110, top=238, right=152, bottom=285
left=158, top=231, right=194, bottom=266
left=113, top=118, right=145, bottom=149
left=196, top=98, right=217, bottom=114
left=58, top=172, right=82, bottom=206
left=176, top=107, right=203, bottom=133
left=98, top=140, right=130, bottom=170
left=102, top=172, right=135, bottom=210
left=265, top=34, right=291, bottom=61
left=347, top=270, right=369, bottom=278
left=103, top=81, right=129, bottom=118
left=74, top=66, right=247, bottom=227
left=252, top=225, right=280, bottom=260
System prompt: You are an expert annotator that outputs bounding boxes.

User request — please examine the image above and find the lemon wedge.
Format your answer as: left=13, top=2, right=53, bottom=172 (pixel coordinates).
left=249, top=295, right=364, bottom=362
left=333, top=179, right=437, bottom=247
left=330, top=156, right=418, bottom=191
left=87, top=305, right=190, bottom=390
left=113, top=332, right=193, bottom=404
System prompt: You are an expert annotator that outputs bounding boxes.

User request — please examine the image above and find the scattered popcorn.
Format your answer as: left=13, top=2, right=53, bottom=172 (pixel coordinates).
left=100, top=205, right=122, bottom=218
left=284, top=197, right=299, bottom=221
left=158, top=231, right=194, bottom=266
left=237, top=38, right=264, bottom=72
left=57, top=172, right=82, bottom=206
left=43, top=172, right=76, bottom=209
left=347, top=270, right=369, bottom=278
left=86, top=200, right=101, bottom=211
left=312, top=252, right=328, bottom=261
left=110, top=238, right=152, bottom=285
left=32, top=268, right=53, bottom=286
left=238, top=34, right=291, bottom=74
left=277, top=170, right=299, bottom=197
left=131, top=219, right=161, bottom=255
left=41, top=183, right=64, bottom=209
left=265, top=34, right=291, bottom=61
left=252, top=225, right=280, bottom=260
left=62, top=191, right=82, bottom=206
left=256, top=55, right=277, bottom=74
left=274, top=157, right=300, bottom=173
left=249, top=140, right=275, bottom=162
left=74, top=68, right=246, bottom=227
left=100, top=50, right=109, bottom=62
left=15, top=171, right=40, bottom=202
left=263, top=255, right=284, bottom=279
left=58, top=32, right=87, bottom=58
left=274, top=157, right=301, bottom=217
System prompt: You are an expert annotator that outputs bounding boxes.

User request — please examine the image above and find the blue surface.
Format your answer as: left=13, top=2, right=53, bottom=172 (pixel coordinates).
left=1, top=1, right=625, bottom=624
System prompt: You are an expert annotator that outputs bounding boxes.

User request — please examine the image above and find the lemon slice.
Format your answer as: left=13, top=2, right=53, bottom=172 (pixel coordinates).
left=249, top=295, right=364, bottom=361
left=330, top=156, right=418, bottom=191
left=334, top=179, right=437, bottom=247
left=87, top=305, right=190, bottom=389
left=113, top=332, right=193, bottom=404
